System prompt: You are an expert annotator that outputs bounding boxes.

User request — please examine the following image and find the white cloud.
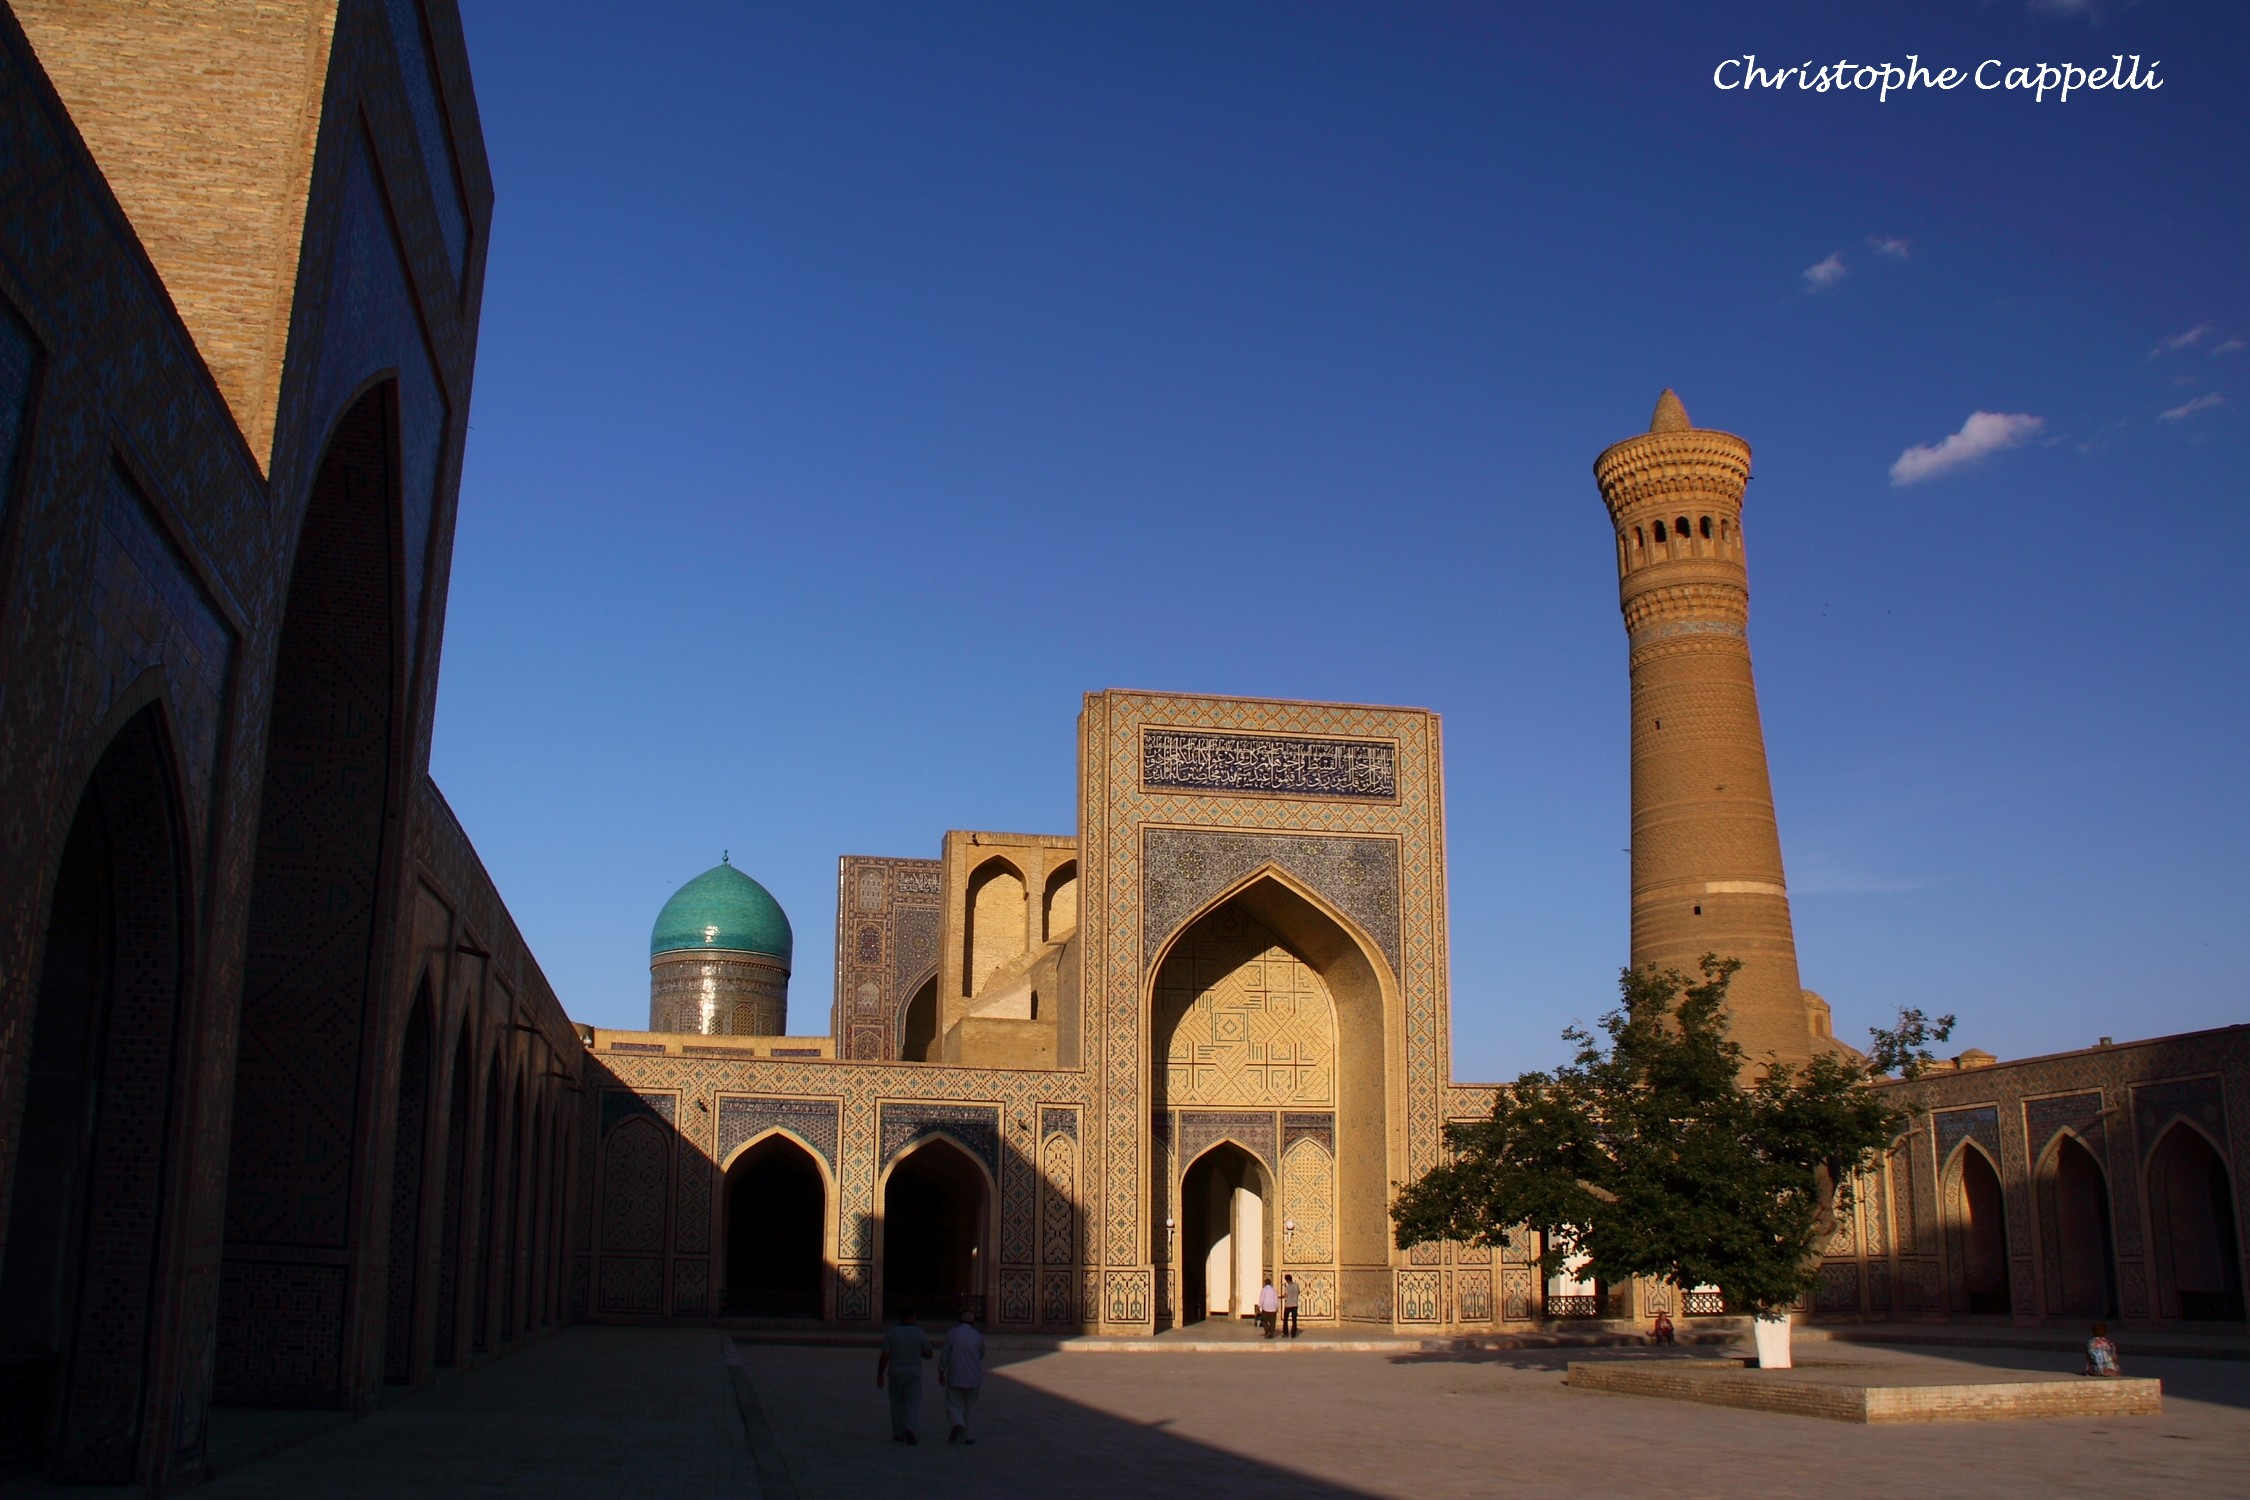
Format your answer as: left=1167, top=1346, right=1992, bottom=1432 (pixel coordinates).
left=2215, top=338, right=2245, bottom=356
left=1867, top=236, right=1911, bottom=259
left=2149, top=324, right=2214, bottom=357
left=1889, top=412, right=2045, bottom=486
left=1802, top=252, right=1848, bottom=292
left=2160, top=393, right=2225, bottom=423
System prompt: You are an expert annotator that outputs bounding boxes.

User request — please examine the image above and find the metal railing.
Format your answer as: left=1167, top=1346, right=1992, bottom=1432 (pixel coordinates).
left=1681, top=1290, right=1727, bottom=1316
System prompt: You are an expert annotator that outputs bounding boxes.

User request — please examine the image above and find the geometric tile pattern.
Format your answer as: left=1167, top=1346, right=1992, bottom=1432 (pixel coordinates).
left=879, top=1103, right=1000, bottom=1177
left=85, top=465, right=236, bottom=819
left=1175, top=1111, right=1278, bottom=1175
left=2024, top=1091, right=2106, bottom=1164
left=1142, top=828, right=1401, bottom=975
left=717, top=1096, right=840, bottom=1172
left=832, top=856, right=943, bottom=1060
left=1934, top=1105, right=2001, bottom=1168
left=1282, top=1136, right=1336, bottom=1263
left=584, top=1049, right=1089, bottom=1329
left=1155, top=909, right=1335, bottom=1107
left=1080, top=692, right=1452, bottom=1329
left=1813, top=1029, right=2250, bottom=1330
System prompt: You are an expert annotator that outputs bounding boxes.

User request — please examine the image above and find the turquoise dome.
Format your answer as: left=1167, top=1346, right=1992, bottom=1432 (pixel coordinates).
left=650, top=859, right=793, bottom=967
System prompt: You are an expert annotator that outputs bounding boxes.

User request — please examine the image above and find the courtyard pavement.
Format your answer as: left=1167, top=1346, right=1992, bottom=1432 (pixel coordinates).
left=6, top=1327, right=2243, bottom=1497
left=739, top=1336, right=2248, bottom=1499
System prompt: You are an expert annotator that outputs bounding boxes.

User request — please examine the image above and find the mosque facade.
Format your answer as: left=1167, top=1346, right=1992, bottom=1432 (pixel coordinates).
left=0, top=3, right=2243, bottom=1490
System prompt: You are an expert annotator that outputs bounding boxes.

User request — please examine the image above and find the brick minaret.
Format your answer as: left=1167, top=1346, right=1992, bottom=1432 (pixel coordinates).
left=1594, top=390, right=1811, bottom=1066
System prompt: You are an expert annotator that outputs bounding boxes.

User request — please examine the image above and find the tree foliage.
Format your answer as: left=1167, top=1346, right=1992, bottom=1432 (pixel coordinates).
left=1392, top=958, right=1915, bottom=1314
left=1865, top=1007, right=1956, bottom=1080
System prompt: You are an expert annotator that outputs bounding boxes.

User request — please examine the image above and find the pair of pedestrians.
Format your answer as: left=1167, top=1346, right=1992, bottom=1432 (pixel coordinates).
left=873, top=1308, right=985, bottom=1445
left=1255, top=1274, right=1303, bottom=1338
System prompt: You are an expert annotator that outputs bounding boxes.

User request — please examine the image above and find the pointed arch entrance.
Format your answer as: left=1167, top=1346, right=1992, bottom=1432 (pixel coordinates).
left=2148, top=1124, right=2245, bottom=1322
left=900, top=977, right=938, bottom=1062
left=433, top=1026, right=472, bottom=1365
left=1945, top=1144, right=2012, bottom=1315
left=2036, top=1134, right=2116, bottom=1318
left=217, top=384, right=405, bottom=1404
left=381, top=985, right=434, bottom=1382
left=1180, top=1144, right=1271, bottom=1322
left=0, top=707, right=186, bottom=1481
left=1149, top=872, right=1393, bottom=1329
left=724, top=1136, right=827, bottom=1316
left=882, top=1138, right=989, bottom=1319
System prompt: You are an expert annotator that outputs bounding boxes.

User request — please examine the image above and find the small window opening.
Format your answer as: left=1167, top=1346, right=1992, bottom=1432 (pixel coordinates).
left=1692, top=905, right=1702, bottom=916
left=1652, top=519, right=1666, bottom=543
left=1675, top=516, right=1691, bottom=539
left=1030, top=990, right=1040, bottom=1020
left=1699, top=516, right=1712, bottom=539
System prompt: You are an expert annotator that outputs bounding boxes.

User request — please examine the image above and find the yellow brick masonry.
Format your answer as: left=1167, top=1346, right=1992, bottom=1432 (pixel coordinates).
left=1595, top=390, right=1814, bottom=1067
left=14, top=0, right=340, bottom=470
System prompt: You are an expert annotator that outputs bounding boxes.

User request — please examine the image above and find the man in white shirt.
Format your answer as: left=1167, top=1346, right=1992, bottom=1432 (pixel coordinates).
left=1281, top=1273, right=1302, bottom=1338
left=939, top=1308, right=986, bottom=1444
left=1257, top=1279, right=1280, bottom=1339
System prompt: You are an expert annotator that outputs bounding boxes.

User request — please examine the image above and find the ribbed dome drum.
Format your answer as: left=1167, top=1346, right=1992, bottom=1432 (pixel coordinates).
left=647, top=858, right=792, bottom=1035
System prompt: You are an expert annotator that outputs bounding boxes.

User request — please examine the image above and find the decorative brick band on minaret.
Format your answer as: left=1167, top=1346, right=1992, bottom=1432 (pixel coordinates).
left=1594, top=390, right=1812, bottom=1066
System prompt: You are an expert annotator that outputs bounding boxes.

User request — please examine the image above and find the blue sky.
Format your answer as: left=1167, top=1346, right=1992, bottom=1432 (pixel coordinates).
left=436, top=0, right=2247, bottom=1080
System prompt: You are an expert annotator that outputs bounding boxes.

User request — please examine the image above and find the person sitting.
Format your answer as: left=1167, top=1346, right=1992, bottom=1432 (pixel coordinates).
left=2084, top=1323, right=2122, bottom=1378
left=1651, top=1309, right=1676, bottom=1346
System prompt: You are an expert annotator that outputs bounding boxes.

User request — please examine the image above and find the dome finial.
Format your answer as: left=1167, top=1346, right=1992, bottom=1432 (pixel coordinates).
left=722, top=850, right=729, bottom=865
left=1650, top=389, right=1691, bottom=433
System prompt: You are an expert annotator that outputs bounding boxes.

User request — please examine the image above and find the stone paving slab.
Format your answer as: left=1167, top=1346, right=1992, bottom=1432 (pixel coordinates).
left=192, top=1329, right=756, bottom=1499
left=1566, top=1358, right=2164, bottom=1422
left=735, top=1336, right=2245, bottom=1498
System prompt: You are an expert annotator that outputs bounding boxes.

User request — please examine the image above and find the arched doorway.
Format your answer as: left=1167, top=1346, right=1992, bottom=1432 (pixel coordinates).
left=724, top=1137, right=827, bottom=1316
left=1148, top=873, right=1389, bottom=1329
left=381, top=985, right=434, bottom=1382
left=2037, top=1135, right=2116, bottom=1318
left=883, top=1138, right=988, bottom=1319
left=1180, top=1144, right=1271, bottom=1323
left=434, top=1027, right=472, bottom=1365
left=473, top=1055, right=504, bottom=1352
left=503, top=1080, right=527, bottom=1342
left=2149, top=1125, right=2245, bottom=1322
left=899, top=977, right=938, bottom=1062
left=1043, top=861, right=1078, bottom=941
left=1947, top=1145, right=2012, bottom=1315
left=0, top=708, right=184, bottom=1481
left=218, top=385, right=403, bottom=1405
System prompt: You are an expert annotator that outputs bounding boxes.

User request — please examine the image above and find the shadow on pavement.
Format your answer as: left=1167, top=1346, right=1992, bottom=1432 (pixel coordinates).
left=741, top=1344, right=1387, bottom=1499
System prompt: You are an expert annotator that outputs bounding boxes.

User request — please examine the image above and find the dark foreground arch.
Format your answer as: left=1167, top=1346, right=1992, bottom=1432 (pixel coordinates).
left=0, top=708, right=187, bottom=1480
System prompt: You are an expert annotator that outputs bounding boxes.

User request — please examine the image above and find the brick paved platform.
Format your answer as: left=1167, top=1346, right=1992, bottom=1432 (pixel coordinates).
left=1566, top=1358, right=2164, bottom=1422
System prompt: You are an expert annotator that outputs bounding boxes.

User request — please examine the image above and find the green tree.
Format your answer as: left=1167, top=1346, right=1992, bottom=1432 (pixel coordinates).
left=1392, top=958, right=1915, bottom=1332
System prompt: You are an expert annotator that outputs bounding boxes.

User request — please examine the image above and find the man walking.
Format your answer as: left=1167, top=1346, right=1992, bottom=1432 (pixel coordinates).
left=939, top=1307, right=987, bottom=1444
left=1281, top=1273, right=1301, bottom=1338
left=1257, top=1278, right=1280, bottom=1338
left=874, top=1307, right=933, bottom=1443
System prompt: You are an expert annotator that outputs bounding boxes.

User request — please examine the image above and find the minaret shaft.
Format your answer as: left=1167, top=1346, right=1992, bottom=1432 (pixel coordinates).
left=1594, top=393, right=1811, bottom=1066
